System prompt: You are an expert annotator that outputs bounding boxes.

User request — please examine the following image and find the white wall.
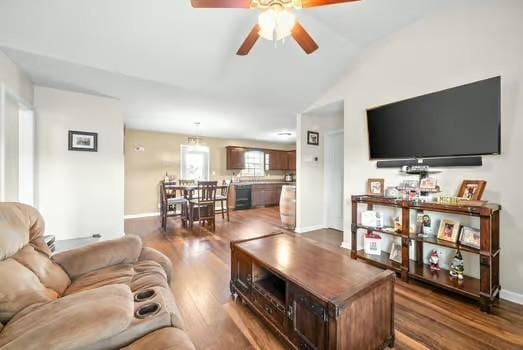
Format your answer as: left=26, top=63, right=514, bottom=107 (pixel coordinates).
left=34, top=86, right=124, bottom=240
left=296, top=106, right=343, bottom=232
left=306, top=0, right=523, bottom=298
left=0, top=49, right=33, bottom=201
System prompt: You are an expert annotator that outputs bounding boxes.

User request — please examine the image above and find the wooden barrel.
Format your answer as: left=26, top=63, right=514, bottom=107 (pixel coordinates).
left=280, top=185, right=296, bottom=229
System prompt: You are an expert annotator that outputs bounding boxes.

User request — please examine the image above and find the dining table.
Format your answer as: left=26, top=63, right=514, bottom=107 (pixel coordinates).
left=163, top=183, right=228, bottom=230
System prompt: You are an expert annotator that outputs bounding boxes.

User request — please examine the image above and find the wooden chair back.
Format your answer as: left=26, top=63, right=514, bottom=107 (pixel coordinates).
left=197, top=181, right=218, bottom=203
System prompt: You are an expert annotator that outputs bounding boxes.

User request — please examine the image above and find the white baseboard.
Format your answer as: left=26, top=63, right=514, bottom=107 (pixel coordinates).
left=340, top=241, right=351, bottom=250
left=295, top=224, right=326, bottom=234
left=124, top=212, right=160, bottom=219
left=500, top=289, right=523, bottom=305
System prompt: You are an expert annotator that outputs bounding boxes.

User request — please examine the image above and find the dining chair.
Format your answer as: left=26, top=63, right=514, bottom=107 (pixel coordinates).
left=188, top=181, right=217, bottom=232
left=215, top=180, right=231, bottom=221
left=160, top=181, right=188, bottom=232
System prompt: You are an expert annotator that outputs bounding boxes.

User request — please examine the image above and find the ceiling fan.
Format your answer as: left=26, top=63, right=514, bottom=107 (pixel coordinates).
left=190, top=0, right=359, bottom=55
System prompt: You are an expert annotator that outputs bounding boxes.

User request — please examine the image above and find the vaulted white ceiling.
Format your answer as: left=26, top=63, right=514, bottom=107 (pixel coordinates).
left=0, top=0, right=456, bottom=142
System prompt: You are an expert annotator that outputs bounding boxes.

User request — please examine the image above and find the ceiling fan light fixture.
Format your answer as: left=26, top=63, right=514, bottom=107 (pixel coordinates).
left=258, top=7, right=296, bottom=41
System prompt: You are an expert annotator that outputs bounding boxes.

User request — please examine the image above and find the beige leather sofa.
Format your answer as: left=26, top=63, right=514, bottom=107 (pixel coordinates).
left=0, top=202, right=195, bottom=350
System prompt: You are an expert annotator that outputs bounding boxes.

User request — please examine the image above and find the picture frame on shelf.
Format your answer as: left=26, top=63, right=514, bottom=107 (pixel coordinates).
left=389, top=241, right=402, bottom=263
left=68, top=130, right=98, bottom=152
left=457, top=180, right=487, bottom=200
left=437, top=219, right=461, bottom=243
left=361, top=210, right=377, bottom=227
left=416, top=213, right=433, bottom=237
left=307, top=131, right=319, bottom=145
left=459, top=226, right=481, bottom=249
left=420, top=176, right=437, bottom=190
left=367, top=178, right=384, bottom=196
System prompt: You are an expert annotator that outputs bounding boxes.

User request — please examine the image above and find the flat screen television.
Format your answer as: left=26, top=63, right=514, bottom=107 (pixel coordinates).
left=367, top=77, right=501, bottom=160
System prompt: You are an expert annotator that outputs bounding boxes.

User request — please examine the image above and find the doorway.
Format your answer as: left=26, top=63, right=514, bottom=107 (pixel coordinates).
left=324, top=130, right=344, bottom=231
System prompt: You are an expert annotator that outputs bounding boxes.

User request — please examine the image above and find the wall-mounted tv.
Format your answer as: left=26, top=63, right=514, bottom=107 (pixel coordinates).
left=367, top=77, right=501, bottom=160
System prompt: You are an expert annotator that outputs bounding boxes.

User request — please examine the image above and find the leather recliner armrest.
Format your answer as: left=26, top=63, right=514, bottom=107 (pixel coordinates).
left=0, top=284, right=134, bottom=350
left=52, top=235, right=142, bottom=279
left=139, top=247, right=173, bottom=283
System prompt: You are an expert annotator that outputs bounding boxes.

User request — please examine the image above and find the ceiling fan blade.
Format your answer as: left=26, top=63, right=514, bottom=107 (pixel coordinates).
left=291, top=22, right=319, bottom=54
left=237, top=24, right=260, bottom=56
left=191, top=0, right=251, bottom=8
left=300, top=0, right=359, bottom=8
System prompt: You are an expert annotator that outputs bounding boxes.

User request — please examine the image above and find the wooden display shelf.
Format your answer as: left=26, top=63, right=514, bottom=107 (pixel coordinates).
left=351, top=195, right=501, bottom=312
left=355, top=224, right=403, bottom=238
left=356, top=250, right=402, bottom=273
left=408, top=261, right=480, bottom=300
left=410, top=235, right=480, bottom=254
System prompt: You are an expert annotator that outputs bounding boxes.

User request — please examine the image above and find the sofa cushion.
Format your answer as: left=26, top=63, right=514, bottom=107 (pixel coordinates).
left=52, top=235, right=142, bottom=280
left=121, top=327, right=196, bottom=350
left=0, top=258, right=57, bottom=323
left=0, top=284, right=134, bottom=350
left=12, top=245, right=70, bottom=295
left=0, top=202, right=50, bottom=261
left=64, top=260, right=169, bottom=296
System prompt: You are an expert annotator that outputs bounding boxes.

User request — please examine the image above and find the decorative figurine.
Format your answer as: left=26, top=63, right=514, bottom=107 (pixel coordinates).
left=393, top=216, right=402, bottom=233
left=429, top=249, right=440, bottom=271
left=449, top=249, right=465, bottom=280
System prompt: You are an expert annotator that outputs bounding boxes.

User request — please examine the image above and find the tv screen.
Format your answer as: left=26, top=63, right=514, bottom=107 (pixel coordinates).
left=367, top=77, right=501, bottom=160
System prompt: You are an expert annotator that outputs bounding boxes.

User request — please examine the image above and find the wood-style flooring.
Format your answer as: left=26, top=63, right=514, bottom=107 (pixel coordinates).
left=125, top=207, right=523, bottom=350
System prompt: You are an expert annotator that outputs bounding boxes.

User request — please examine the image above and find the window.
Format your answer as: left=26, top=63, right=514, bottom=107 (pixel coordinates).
left=241, top=150, right=265, bottom=177
left=180, top=145, right=210, bottom=181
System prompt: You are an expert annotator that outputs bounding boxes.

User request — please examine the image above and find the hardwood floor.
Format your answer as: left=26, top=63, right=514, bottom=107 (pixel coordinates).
left=125, top=207, right=523, bottom=350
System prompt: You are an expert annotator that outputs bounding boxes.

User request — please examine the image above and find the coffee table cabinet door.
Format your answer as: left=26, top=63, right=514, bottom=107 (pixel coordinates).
left=287, top=284, right=328, bottom=350
left=232, top=249, right=252, bottom=296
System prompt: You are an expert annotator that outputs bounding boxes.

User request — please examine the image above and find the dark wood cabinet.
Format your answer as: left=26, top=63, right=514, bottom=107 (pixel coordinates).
left=231, top=248, right=252, bottom=296
left=287, top=151, right=296, bottom=171
left=226, top=146, right=296, bottom=171
left=231, top=233, right=395, bottom=350
left=251, top=184, right=282, bottom=207
left=226, top=146, right=246, bottom=170
left=287, top=283, right=327, bottom=349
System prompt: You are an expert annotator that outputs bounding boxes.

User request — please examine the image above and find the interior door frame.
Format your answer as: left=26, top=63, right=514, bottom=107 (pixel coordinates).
left=323, top=129, right=344, bottom=231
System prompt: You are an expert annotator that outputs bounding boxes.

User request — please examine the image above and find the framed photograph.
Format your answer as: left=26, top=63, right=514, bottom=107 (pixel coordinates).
left=68, top=131, right=98, bottom=152
left=361, top=210, right=377, bottom=227
left=389, top=241, right=402, bottom=263
left=420, top=176, right=437, bottom=190
left=460, top=226, right=481, bottom=249
left=307, top=131, right=319, bottom=145
left=457, top=180, right=486, bottom=200
left=367, top=178, right=384, bottom=196
left=416, top=214, right=433, bottom=236
left=437, top=219, right=461, bottom=243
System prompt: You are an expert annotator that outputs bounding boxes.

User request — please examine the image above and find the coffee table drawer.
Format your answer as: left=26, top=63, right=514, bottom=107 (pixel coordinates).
left=252, top=289, right=285, bottom=328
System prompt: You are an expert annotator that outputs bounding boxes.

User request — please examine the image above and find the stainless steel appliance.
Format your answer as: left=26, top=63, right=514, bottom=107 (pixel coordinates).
left=284, top=173, right=294, bottom=182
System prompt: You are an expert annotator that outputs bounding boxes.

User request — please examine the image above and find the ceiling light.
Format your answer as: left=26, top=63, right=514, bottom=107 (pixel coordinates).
left=258, top=7, right=296, bottom=41
left=277, top=131, right=293, bottom=137
left=188, top=122, right=202, bottom=145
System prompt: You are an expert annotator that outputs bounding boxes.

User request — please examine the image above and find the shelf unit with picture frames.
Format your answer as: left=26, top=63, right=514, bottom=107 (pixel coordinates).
left=351, top=195, right=501, bottom=312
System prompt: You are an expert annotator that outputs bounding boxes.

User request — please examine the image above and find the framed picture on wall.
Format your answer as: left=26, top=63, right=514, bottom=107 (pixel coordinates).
left=307, top=131, right=319, bottom=145
left=68, top=130, right=98, bottom=152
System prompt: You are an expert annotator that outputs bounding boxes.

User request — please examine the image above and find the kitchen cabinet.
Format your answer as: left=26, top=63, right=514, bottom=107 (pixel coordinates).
left=226, top=146, right=296, bottom=171
left=251, top=184, right=282, bottom=207
left=286, top=151, right=296, bottom=171
left=226, top=146, right=246, bottom=169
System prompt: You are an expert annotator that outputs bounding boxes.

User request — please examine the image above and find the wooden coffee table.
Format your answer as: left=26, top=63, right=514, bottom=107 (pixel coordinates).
left=230, top=232, right=395, bottom=350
